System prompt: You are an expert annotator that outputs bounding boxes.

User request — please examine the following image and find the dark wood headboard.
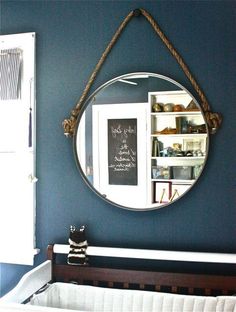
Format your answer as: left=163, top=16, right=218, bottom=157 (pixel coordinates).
left=47, top=244, right=236, bottom=296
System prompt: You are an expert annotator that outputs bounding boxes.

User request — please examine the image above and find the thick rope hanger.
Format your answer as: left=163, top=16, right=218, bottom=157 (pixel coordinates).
left=63, top=8, right=222, bottom=137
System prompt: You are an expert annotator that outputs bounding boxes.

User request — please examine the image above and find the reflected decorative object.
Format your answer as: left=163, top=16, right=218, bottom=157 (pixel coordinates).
left=186, top=100, right=200, bottom=111
left=152, top=102, right=163, bottom=112
left=152, top=137, right=159, bottom=157
left=172, top=166, right=193, bottom=180
left=63, top=8, right=222, bottom=211
left=163, top=103, right=174, bottom=112
left=173, top=104, right=183, bottom=112
left=154, top=127, right=177, bottom=135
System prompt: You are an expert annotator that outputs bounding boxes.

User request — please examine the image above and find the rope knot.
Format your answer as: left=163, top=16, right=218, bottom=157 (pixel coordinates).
left=204, top=111, right=222, bottom=134
left=62, top=115, right=77, bottom=137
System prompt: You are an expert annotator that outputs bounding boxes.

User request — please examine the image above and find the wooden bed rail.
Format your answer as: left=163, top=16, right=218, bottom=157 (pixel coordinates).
left=47, top=244, right=236, bottom=296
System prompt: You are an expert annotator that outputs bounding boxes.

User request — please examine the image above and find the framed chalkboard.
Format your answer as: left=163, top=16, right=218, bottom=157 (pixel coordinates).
left=108, top=118, right=137, bottom=185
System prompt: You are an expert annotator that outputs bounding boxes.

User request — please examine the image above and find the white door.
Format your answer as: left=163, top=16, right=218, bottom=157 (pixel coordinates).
left=92, top=103, right=148, bottom=209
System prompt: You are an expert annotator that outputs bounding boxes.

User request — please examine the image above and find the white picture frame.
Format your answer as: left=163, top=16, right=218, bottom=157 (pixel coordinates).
left=183, top=137, right=206, bottom=153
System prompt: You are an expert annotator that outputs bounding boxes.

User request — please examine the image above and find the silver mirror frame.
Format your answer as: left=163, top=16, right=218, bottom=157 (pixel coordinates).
left=73, top=72, right=210, bottom=211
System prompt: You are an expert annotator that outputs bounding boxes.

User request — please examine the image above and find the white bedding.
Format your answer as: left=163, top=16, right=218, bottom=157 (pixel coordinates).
left=0, top=302, right=78, bottom=312
left=29, top=282, right=219, bottom=312
left=1, top=283, right=236, bottom=312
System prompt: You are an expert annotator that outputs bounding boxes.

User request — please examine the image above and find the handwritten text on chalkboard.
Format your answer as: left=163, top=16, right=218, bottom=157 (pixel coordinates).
left=108, top=119, right=137, bottom=185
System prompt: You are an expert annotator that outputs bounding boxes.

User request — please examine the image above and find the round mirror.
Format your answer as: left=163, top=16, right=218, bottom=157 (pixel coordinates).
left=74, top=72, right=209, bottom=211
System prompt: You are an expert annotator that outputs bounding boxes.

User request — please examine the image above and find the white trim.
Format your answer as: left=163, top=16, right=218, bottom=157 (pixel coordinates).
left=53, top=244, right=236, bottom=264
left=0, top=260, right=51, bottom=304
left=0, top=249, right=40, bottom=266
left=0, top=32, right=37, bottom=265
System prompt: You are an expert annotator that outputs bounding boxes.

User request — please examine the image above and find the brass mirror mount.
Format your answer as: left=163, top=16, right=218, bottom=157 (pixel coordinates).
left=62, top=8, right=222, bottom=137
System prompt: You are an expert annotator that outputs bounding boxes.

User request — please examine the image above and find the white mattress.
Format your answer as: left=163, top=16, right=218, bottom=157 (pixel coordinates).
left=29, top=282, right=220, bottom=312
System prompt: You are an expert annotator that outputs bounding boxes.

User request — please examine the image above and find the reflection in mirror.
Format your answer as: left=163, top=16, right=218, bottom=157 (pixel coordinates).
left=74, top=73, right=209, bottom=211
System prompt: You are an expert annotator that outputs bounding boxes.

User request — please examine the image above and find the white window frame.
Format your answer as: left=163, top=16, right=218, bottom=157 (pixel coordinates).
left=0, top=32, right=38, bottom=265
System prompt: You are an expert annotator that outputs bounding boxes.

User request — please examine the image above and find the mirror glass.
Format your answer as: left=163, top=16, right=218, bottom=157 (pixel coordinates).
left=74, top=73, right=209, bottom=211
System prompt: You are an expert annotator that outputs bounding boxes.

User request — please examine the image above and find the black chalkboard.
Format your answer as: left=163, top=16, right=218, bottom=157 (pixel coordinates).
left=108, top=119, right=137, bottom=185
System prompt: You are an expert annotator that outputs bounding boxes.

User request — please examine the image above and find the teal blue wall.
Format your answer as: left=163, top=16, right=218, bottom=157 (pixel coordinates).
left=1, top=0, right=236, bottom=296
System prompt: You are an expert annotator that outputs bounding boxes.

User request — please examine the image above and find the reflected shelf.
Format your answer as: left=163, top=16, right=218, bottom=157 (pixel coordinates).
left=151, top=111, right=201, bottom=116
left=151, top=156, right=205, bottom=160
left=151, top=179, right=195, bottom=183
left=151, top=133, right=207, bottom=138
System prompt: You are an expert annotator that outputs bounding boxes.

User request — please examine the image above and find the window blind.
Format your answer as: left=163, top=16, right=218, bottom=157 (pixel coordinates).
left=0, top=48, right=22, bottom=100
